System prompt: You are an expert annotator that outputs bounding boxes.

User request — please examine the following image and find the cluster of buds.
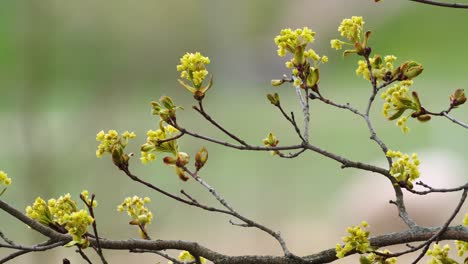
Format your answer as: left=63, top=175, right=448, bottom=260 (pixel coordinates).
left=336, top=221, right=371, bottom=259
left=140, top=123, right=180, bottom=164
left=163, top=152, right=191, bottom=181
left=0, top=170, right=11, bottom=196
left=272, top=27, right=327, bottom=93
left=359, top=250, right=397, bottom=264
left=25, top=192, right=95, bottom=248
left=168, top=251, right=207, bottom=264
left=426, top=244, right=458, bottom=264
left=381, top=83, right=429, bottom=133
left=356, top=55, right=423, bottom=84
left=151, top=96, right=183, bottom=123
left=117, top=196, right=153, bottom=239
left=331, top=16, right=371, bottom=57
left=177, top=52, right=213, bottom=100
left=386, top=150, right=420, bottom=189
left=96, top=130, right=136, bottom=170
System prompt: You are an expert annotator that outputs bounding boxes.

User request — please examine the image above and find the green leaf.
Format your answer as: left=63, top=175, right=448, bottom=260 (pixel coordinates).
left=388, top=109, right=406, bottom=120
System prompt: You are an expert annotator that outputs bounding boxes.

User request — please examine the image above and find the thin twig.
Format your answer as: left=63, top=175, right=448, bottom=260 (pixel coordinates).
left=182, top=167, right=297, bottom=259
left=379, top=188, right=468, bottom=259
left=276, top=104, right=306, bottom=142
left=76, top=247, right=93, bottom=264
left=131, top=249, right=184, bottom=264
left=193, top=101, right=249, bottom=146
left=0, top=241, right=66, bottom=264
left=409, top=0, right=468, bottom=8
left=442, top=112, right=468, bottom=128
left=81, top=194, right=108, bottom=264
left=406, top=181, right=468, bottom=195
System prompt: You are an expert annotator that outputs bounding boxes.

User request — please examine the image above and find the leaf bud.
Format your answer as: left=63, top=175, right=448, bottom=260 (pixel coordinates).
left=450, top=88, right=466, bottom=107
left=195, top=147, right=208, bottom=171
left=267, top=93, right=280, bottom=106
left=271, top=79, right=285, bottom=87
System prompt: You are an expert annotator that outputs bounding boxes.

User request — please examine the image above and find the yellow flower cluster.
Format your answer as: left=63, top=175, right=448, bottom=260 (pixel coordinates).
left=455, top=213, right=468, bottom=257
left=274, top=27, right=326, bottom=89
left=140, top=124, right=179, bottom=164
left=336, top=221, right=371, bottom=259
left=338, top=16, right=364, bottom=43
left=381, top=83, right=417, bottom=133
left=386, top=150, right=420, bottom=189
left=274, top=27, right=315, bottom=57
left=177, top=52, right=211, bottom=88
left=25, top=192, right=95, bottom=247
left=360, top=250, right=397, bottom=264
left=356, top=55, right=397, bottom=82
left=168, top=251, right=207, bottom=264
left=26, top=197, right=54, bottom=225
left=426, top=244, right=458, bottom=264
left=0, top=171, right=11, bottom=193
left=62, top=210, right=94, bottom=247
left=95, top=130, right=136, bottom=158
left=48, top=193, right=78, bottom=225
left=117, top=196, right=153, bottom=226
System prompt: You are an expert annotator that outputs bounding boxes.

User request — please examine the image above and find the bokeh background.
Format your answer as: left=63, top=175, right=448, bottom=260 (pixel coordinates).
left=0, top=1, right=467, bottom=263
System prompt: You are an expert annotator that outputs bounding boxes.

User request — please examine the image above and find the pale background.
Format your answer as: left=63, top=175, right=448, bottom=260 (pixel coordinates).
left=0, top=1, right=467, bottom=263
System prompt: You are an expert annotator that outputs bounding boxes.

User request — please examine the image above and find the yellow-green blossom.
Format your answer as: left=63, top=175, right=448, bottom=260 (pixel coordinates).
left=140, top=123, right=179, bottom=164
left=336, top=221, right=371, bottom=258
left=338, top=16, right=365, bottom=42
left=273, top=27, right=326, bottom=90
left=355, top=55, right=398, bottom=82
left=25, top=197, right=54, bottom=225
left=386, top=150, right=420, bottom=189
left=0, top=171, right=11, bottom=186
left=330, top=39, right=345, bottom=50
left=95, top=129, right=135, bottom=158
left=48, top=193, right=78, bottom=225
left=426, top=244, right=457, bottom=264
left=168, top=251, right=207, bottom=264
left=117, top=196, right=153, bottom=226
left=62, top=210, right=94, bottom=247
left=177, top=52, right=210, bottom=88
left=381, top=83, right=428, bottom=133
left=360, top=250, right=397, bottom=264
left=0, top=170, right=11, bottom=196
left=26, top=193, right=96, bottom=247
left=274, top=27, right=315, bottom=58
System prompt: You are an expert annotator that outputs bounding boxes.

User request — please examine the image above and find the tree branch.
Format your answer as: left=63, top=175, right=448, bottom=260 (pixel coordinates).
left=409, top=0, right=468, bottom=9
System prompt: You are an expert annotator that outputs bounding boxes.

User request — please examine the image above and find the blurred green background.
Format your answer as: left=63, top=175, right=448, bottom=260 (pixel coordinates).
left=0, top=1, right=467, bottom=263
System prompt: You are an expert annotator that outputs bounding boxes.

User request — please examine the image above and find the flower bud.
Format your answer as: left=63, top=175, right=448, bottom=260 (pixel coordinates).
left=177, top=152, right=190, bottom=166
left=176, top=167, right=189, bottom=181
left=263, top=133, right=279, bottom=147
left=306, top=67, right=320, bottom=88
left=401, top=61, right=423, bottom=80
left=271, top=79, right=285, bottom=87
left=416, top=114, right=431, bottom=122
left=195, top=147, right=208, bottom=171
left=267, top=93, right=280, bottom=106
left=160, top=96, right=175, bottom=109
left=450, top=89, right=466, bottom=107
left=163, top=156, right=177, bottom=165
